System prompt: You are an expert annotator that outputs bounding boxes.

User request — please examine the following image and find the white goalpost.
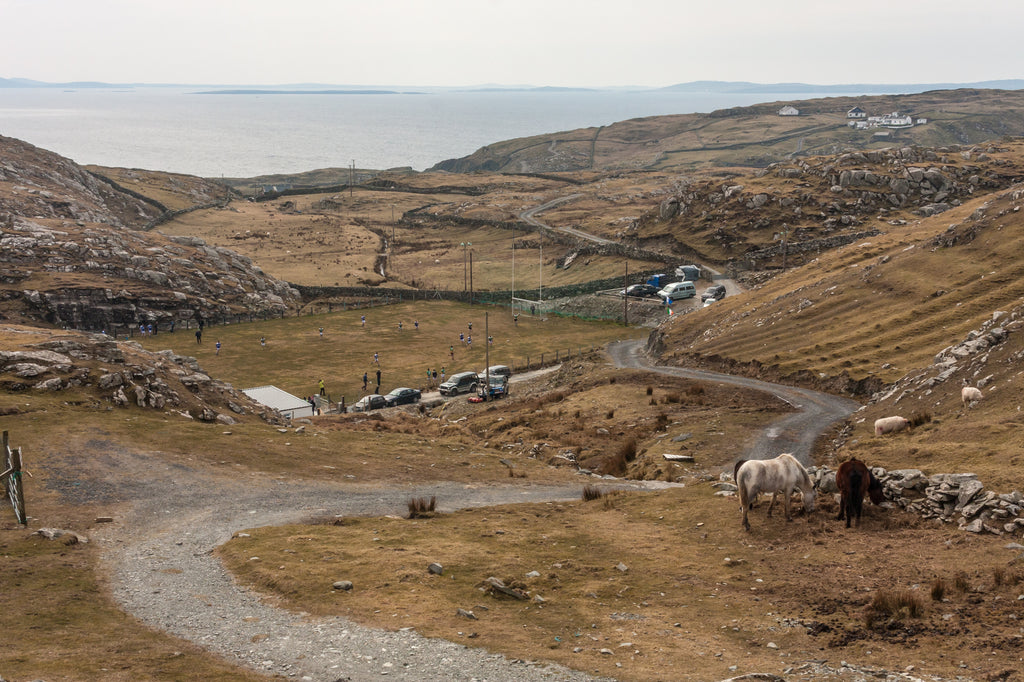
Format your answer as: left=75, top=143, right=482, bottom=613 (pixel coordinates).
left=511, top=296, right=552, bottom=316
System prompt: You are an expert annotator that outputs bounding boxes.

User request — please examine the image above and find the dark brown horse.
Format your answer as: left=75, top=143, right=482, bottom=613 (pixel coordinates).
left=836, top=458, right=884, bottom=528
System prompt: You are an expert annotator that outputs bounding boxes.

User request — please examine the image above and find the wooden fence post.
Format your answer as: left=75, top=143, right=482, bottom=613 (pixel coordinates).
left=2, top=431, right=26, bottom=525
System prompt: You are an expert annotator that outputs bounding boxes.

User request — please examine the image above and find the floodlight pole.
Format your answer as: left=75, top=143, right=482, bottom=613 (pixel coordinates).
left=484, top=312, right=490, bottom=400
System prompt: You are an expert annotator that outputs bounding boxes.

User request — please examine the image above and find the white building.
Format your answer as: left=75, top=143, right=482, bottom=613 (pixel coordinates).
left=243, top=385, right=314, bottom=419
left=847, top=106, right=867, bottom=119
left=778, top=105, right=800, bottom=116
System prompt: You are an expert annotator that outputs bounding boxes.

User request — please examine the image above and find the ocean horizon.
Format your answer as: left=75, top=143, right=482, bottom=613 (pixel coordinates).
left=1, top=85, right=884, bottom=178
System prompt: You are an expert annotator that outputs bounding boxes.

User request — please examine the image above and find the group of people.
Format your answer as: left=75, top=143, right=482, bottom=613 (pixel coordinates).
left=425, top=367, right=447, bottom=386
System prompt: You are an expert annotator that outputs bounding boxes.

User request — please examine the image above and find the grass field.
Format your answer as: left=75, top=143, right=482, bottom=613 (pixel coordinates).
left=134, top=300, right=645, bottom=405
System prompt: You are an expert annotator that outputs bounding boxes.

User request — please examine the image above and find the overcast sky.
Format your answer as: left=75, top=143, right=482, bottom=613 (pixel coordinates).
left=2, top=0, right=1021, bottom=87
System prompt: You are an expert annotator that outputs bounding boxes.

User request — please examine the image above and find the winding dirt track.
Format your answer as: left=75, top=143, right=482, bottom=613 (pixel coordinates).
left=607, top=339, right=861, bottom=465
left=95, top=340, right=860, bottom=681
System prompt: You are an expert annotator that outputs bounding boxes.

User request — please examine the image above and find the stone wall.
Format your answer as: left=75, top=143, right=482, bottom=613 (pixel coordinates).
left=806, top=465, right=1024, bottom=537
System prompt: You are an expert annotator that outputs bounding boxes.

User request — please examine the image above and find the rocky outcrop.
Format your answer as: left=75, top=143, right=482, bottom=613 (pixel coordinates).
left=1, top=135, right=301, bottom=331
left=0, top=328, right=285, bottom=425
left=647, top=142, right=1024, bottom=269
left=2, top=218, right=299, bottom=330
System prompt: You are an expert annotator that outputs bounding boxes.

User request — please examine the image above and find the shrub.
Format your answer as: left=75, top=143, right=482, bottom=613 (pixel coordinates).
left=581, top=485, right=605, bottom=502
left=605, top=408, right=615, bottom=419
left=646, top=386, right=653, bottom=396
left=954, top=572, right=971, bottom=593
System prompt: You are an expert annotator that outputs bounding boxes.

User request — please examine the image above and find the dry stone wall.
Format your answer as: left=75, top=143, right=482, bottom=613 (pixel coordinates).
left=807, top=465, right=1024, bottom=537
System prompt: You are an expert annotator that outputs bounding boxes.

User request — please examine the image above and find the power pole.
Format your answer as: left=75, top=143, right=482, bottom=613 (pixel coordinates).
left=484, top=312, right=490, bottom=401
left=623, top=260, right=628, bottom=327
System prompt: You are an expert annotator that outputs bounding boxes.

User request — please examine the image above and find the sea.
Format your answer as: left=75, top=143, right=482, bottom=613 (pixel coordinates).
left=0, top=86, right=868, bottom=178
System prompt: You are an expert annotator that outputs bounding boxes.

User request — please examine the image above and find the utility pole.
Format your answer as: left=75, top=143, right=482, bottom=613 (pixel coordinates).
left=538, top=234, right=543, bottom=305
left=781, top=222, right=789, bottom=270
left=484, top=312, right=490, bottom=401
left=469, top=250, right=474, bottom=304
left=623, top=260, right=628, bottom=327
left=349, top=160, right=354, bottom=198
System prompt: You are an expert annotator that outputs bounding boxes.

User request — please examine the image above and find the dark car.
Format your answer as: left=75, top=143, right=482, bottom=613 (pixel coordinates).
left=439, top=371, right=478, bottom=396
left=478, top=365, right=512, bottom=382
left=621, top=283, right=659, bottom=298
left=384, top=387, right=421, bottom=406
left=351, top=394, right=386, bottom=412
left=701, top=284, right=727, bottom=302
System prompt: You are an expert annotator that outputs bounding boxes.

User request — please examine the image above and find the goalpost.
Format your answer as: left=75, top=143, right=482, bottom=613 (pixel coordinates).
left=511, top=296, right=552, bottom=316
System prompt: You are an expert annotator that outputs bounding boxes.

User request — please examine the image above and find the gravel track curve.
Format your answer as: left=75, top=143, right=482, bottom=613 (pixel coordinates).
left=94, top=340, right=860, bottom=681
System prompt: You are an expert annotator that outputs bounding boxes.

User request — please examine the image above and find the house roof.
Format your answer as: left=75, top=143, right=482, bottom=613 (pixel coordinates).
left=242, top=385, right=311, bottom=412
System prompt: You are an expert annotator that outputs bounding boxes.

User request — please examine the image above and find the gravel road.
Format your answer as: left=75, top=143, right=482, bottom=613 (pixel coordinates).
left=93, top=340, right=860, bottom=681
left=607, top=339, right=861, bottom=465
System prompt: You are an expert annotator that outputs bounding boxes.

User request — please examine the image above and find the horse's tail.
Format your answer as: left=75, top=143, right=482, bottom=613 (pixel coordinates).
left=849, top=468, right=863, bottom=496
left=848, top=467, right=864, bottom=520
left=734, top=459, right=750, bottom=509
left=733, top=459, right=747, bottom=484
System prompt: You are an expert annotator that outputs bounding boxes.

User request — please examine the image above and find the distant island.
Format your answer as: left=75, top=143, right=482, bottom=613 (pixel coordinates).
left=195, top=89, right=419, bottom=95
left=3, top=76, right=1024, bottom=95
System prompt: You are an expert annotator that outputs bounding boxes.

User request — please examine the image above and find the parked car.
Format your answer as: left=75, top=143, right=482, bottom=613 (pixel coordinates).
left=351, top=394, right=386, bottom=412
left=384, top=387, right=421, bottom=406
left=701, top=284, right=727, bottom=302
left=439, top=371, right=478, bottom=396
left=478, top=365, right=513, bottom=381
left=620, top=283, right=659, bottom=298
left=657, top=280, right=697, bottom=301
left=675, top=264, right=701, bottom=281
left=478, top=374, right=509, bottom=399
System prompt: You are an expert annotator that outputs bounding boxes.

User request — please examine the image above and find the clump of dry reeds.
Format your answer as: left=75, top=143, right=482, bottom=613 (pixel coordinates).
left=582, top=485, right=605, bottom=502
left=864, top=589, right=923, bottom=628
left=908, top=410, right=932, bottom=427
left=930, top=577, right=946, bottom=601
left=407, top=495, right=436, bottom=519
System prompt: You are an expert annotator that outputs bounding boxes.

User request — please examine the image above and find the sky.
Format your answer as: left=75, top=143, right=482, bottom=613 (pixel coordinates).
left=2, top=0, right=1022, bottom=88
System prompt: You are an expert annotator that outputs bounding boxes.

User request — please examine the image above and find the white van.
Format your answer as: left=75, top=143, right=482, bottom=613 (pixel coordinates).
left=657, top=281, right=697, bottom=301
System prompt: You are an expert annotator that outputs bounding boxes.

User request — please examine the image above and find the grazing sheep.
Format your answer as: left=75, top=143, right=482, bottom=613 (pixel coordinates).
left=961, top=380, right=983, bottom=408
left=874, top=416, right=910, bottom=436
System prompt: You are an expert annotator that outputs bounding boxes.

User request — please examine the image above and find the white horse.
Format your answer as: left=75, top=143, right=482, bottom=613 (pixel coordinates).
left=735, top=453, right=817, bottom=531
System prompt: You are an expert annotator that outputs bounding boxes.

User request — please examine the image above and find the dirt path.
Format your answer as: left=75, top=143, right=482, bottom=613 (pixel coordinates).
left=94, top=342, right=860, bottom=681
left=606, top=339, right=860, bottom=464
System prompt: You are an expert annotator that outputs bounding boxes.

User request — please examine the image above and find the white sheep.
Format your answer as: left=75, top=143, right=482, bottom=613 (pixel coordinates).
left=961, top=380, right=983, bottom=408
left=874, top=416, right=910, bottom=436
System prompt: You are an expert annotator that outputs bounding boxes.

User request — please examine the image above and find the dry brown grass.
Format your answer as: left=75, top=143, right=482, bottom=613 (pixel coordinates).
left=218, top=486, right=1024, bottom=682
